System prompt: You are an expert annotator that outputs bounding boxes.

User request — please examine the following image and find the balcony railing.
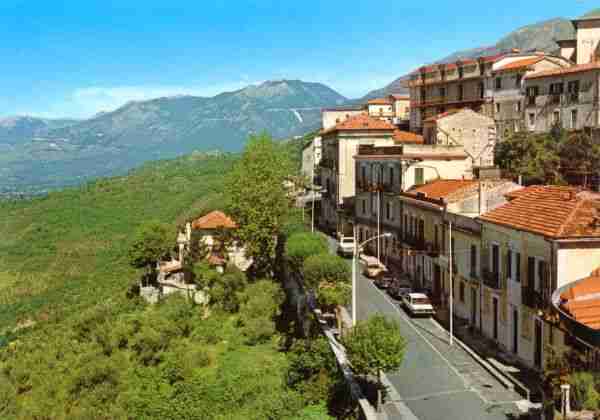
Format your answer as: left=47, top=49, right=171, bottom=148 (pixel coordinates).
left=482, top=268, right=500, bottom=289
left=522, top=286, right=544, bottom=309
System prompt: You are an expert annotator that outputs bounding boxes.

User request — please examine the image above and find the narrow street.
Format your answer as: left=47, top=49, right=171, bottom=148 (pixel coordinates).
left=327, top=237, right=528, bottom=420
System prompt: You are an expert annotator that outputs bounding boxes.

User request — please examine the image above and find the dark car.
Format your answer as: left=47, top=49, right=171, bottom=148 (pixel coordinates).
left=374, top=275, right=394, bottom=290
left=387, top=280, right=412, bottom=300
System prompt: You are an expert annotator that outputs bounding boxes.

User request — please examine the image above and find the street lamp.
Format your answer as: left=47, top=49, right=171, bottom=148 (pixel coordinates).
left=352, top=230, right=392, bottom=326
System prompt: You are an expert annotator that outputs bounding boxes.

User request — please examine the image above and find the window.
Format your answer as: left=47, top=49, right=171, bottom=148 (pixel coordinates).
left=537, top=260, right=546, bottom=293
left=495, top=103, right=501, bottom=114
left=403, top=214, right=408, bottom=239
left=458, top=84, right=464, bottom=101
left=362, top=199, right=366, bottom=215
left=419, top=219, right=425, bottom=242
left=571, top=109, right=578, bottom=129
left=495, top=77, right=502, bottom=90
left=567, top=80, right=580, bottom=93
left=516, top=73, right=522, bottom=87
left=435, top=225, right=439, bottom=250
left=528, top=113, right=536, bottom=127
left=459, top=282, right=465, bottom=302
left=515, top=252, right=521, bottom=283
left=470, top=245, right=477, bottom=276
left=415, top=167, right=424, bottom=185
left=386, top=202, right=391, bottom=220
left=478, top=82, right=485, bottom=99
left=361, top=166, right=366, bottom=184
left=527, top=257, right=535, bottom=288
left=491, top=244, right=499, bottom=277
left=507, top=249, right=512, bottom=280
left=553, top=111, right=561, bottom=126
left=550, top=82, right=564, bottom=95
left=439, top=87, right=446, bottom=97
left=516, top=101, right=522, bottom=113
left=389, top=167, right=394, bottom=186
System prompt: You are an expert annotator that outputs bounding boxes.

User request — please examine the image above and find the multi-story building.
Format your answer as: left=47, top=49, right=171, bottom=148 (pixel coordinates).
left=396, top=178, right=519, bottom=301
left=319, top=114, right=398, bottom=235
left=301, top=136, right=322, bottom=181
left=407, top=53, right=504, bottom=134
left=490, top=54, right=570, bottom=139
left=366, top=94, right=411, bottom=126
left=522, top=11, right=600, bottom=133
left=477, top=185, right=600, bottom=370
left=321, top=106, right=365, bottom=131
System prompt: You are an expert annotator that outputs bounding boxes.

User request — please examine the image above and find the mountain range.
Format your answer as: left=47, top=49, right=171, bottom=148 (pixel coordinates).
left=1, top=10, right=595, bottom=195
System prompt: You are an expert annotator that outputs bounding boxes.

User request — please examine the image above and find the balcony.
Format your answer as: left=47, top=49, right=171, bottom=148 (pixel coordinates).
left=482, top=268, right=500, bottom=289
left=522, top=286, right=544, bottom=309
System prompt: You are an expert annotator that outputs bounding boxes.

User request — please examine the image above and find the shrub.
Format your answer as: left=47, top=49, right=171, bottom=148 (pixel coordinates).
left=237, top=280, right=284, bottom=344
left=285, top=232, right=328, bottom=269
left=569, top=371, right=600, bottom=411
left=302, top=253, right=350, bottom=291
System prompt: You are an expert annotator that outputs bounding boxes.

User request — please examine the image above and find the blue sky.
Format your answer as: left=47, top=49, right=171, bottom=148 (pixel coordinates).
left=0, top=0, right=593, bottom=118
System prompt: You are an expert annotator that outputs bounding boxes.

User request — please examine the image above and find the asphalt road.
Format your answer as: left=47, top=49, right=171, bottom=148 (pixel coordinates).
left=327, top=237, right=527, bottom=420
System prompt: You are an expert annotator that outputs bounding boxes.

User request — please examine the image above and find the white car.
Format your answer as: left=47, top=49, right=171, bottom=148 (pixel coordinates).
left=337, top=236, right=355, bottom=257
left=402, top=293, right=435, bottom=316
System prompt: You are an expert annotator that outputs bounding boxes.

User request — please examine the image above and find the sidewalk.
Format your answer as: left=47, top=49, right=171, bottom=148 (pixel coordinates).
left=435, top=307, right=544, bottom=403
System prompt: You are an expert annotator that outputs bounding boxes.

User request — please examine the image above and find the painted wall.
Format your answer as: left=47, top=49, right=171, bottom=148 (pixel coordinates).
left=576, top=20, right=600, bottom=65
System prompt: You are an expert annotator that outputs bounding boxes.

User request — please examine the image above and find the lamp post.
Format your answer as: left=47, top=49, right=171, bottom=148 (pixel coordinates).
left=352, top=229, right=392, bottom=326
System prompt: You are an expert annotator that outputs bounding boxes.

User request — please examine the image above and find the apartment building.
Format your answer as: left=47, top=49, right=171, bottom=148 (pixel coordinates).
left=396, top=178, right=519, bottom=299
left=477, top=186, right=600, bottom=370
left=490, top=54, right=570, bottom=139
left=301, top=136, right=322, bottom=180
left=366, top=94, right=411, bottom=126
left=522, top=11, right=600, bottom=133
left=407, top=53, right=504, bottom=134
left=319, top=114, right=397, bottom=234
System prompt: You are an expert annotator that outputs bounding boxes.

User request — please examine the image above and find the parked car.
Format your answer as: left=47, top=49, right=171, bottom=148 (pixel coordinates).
left=337, top=236, right=355, bottom=257
left=387, top=280, right=411, bottom=300
left=374, top=274, right=394, bottom=290
left=401, top=292, right=435, bottom=316
left=363, top=260, right=387, bottom=278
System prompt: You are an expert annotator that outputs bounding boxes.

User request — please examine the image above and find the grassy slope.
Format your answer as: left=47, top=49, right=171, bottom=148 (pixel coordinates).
left=0, top=152, right=234, bottom=331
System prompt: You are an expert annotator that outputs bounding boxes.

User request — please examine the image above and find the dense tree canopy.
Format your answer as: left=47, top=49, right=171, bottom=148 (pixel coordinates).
left=128, top=221, right=173, bottom=273
left=225, top=133, right=294, bottom=276
left=495, top=129, right=600, bottom=186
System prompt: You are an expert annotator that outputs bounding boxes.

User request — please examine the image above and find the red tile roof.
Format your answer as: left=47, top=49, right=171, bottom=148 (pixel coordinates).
left=191, top=210, right=237, bottom=230
left=406, top=179, right=477, bottom=200
left=410, top=53, right=507, bottom=75
left=321, top=113, right=395, bottom=135
left=367, top=97, right=393, bottom=105
left=390, top=94, right=410, bottom=100
left=480, top=185, right=600, bottom=238
left=495, top=56, right=544, bottom=72
left=525, top=63, right=600, bottom=80
left=393, top=129, right=424, bottom=144
left=560, top=271, right=600, bottom=329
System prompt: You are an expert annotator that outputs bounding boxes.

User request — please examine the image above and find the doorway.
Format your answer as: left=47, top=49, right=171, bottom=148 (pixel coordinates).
left=492, top=297, right=498, bottom=341
left=534, top=319, right=543, bottom=368
left=471, top=288, right=477, bottom=326
left=513, top=309, right=519, bottom=355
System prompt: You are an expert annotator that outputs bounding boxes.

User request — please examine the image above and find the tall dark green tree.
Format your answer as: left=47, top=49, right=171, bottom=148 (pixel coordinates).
left=128, top=221, right=173, bottom=282
left=224, top=133, right=293, bottom=277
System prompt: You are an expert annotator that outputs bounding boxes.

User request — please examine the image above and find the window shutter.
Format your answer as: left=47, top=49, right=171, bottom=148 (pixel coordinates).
left=527, top=257, right=535, bottom=288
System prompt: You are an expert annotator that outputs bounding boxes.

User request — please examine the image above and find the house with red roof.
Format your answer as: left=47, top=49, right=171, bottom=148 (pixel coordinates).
left=477, top=186, right=600, bottom=369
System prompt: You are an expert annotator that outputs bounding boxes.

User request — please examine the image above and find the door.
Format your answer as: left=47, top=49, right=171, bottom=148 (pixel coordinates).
left=471, top=288, right=477, bottom=325
left=534, top=319, right=543, bottom=368
left=433, top=265, right=441, bottom=301
left=493, top=297, right=498, bottom=341
left=513, top=309, right=519, bottom=354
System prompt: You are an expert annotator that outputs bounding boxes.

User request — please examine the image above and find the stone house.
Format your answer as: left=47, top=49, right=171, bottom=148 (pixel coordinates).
left=421, top=108, right=496, bottom=170
left=477, top=186, right=600, bottom=370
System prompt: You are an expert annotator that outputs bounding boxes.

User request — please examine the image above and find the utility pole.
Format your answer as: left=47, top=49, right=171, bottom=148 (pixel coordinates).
left=449, top=220, right=453, bottom=346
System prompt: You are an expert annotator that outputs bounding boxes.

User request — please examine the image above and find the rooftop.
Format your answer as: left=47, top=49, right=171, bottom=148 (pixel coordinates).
left=393, top=129, right=424, bottom=144
left=525, top=62, right=600, bottom=80
left=424, top=109, right=460, bottom=123
left=495, top=56, right=544, bottom=72
left=321, top=113, right=396, bottom=135
left=480, top=185, right=600, bottom=239
left=405, top=179, right=478, bottom=201
left=367, top=97, right=393, bottom=105
left=191, top=210, right=238, bottom=230
left=560, top=269, right=600, bottom=330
